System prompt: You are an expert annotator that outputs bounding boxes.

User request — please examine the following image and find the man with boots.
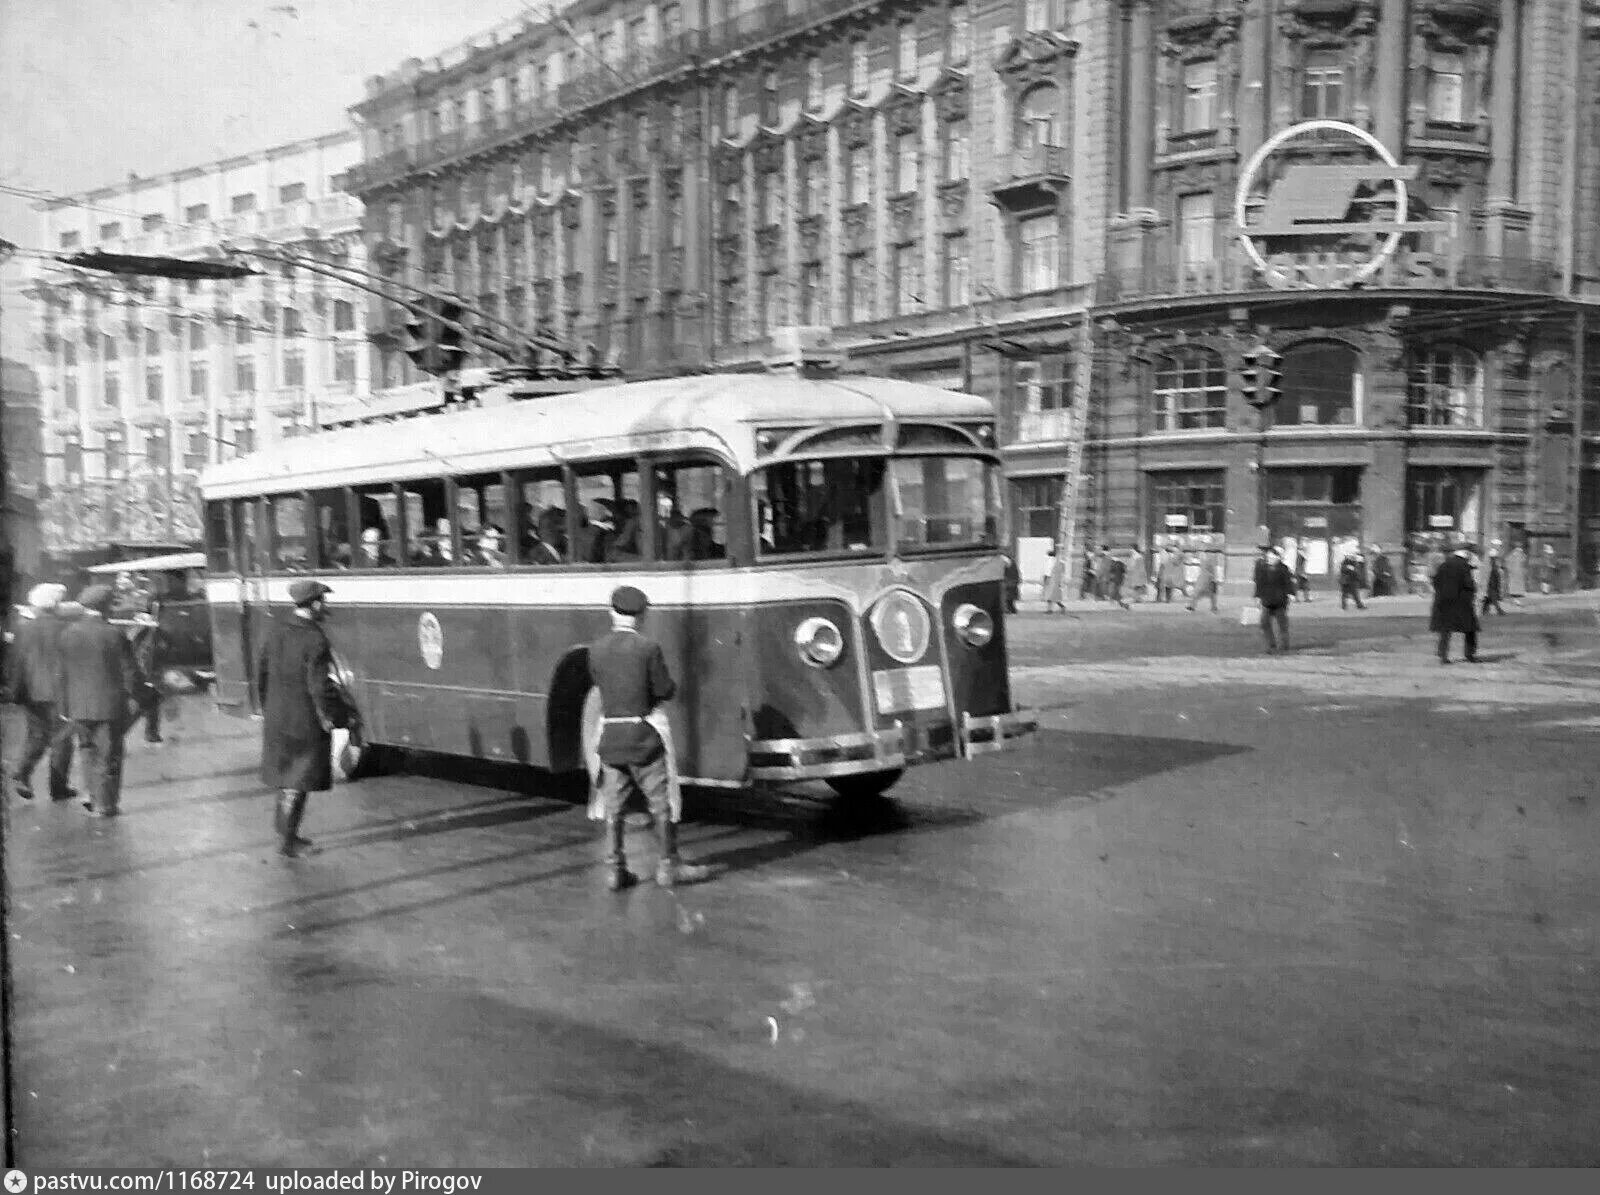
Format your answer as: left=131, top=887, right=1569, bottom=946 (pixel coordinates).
left=59, top=585, right=137, bottom=818
left=5, top=583, right=77, bottom=803
left=587, top=585, right=711, bottom=890
left=257, top=580, right=349, bottom=856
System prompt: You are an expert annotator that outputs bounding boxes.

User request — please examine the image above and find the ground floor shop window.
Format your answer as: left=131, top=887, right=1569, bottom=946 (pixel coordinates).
left=1265, top=466, right=1363, bottom=577
left=1147, top=470, right=1225, bottom=541
left=1405, top=466, right=1484, bottom=587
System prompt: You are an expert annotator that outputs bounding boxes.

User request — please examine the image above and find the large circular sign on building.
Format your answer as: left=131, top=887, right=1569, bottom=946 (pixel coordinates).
left=1234, top=120, right=1445, bottom=291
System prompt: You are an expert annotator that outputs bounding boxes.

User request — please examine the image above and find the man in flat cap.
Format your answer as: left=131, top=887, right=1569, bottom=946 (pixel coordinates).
left=586, top=585, right=711, bottom=890
left=58, top=584, right=139, bottom=817
left=257, top=579, right=351, bottom=856
left=4, top=583, right=77, bottom=802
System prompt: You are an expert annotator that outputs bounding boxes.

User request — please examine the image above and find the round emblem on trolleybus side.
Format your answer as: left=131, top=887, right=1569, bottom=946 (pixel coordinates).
left=418, top=612, right=444, bottom=670
left=869, top=590, right=931, bottom=665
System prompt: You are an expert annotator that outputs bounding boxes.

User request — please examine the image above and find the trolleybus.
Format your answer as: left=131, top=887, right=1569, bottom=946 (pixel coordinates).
left=198, top=365, right=1035, bottom=797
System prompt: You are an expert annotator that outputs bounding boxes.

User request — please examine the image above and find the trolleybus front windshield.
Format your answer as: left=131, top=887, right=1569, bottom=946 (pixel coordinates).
left=754, top=454, right=1000, bottom=558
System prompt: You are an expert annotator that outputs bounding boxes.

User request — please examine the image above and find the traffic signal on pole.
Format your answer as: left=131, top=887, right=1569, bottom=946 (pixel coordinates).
left=402, top=301, right=443, bottom=376
left=1241, top=342, right=1283, bottom=409
left=403, top=293, right=472, bottom=377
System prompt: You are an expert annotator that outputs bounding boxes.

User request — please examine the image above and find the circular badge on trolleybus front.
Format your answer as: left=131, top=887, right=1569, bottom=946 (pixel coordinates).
left=869, top=590, right=931, bottom=665
left=418, top=612, right=444, bottom=670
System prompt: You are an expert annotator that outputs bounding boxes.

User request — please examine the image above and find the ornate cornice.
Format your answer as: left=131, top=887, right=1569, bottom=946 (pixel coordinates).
left=883, top=84, right=923, bottom=136
left=996, top=31, right=1080, bottom=76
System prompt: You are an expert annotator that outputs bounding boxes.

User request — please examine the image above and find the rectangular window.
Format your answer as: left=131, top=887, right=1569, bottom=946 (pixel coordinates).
left=1428, top=54, right=1465, bottom=122
left=145, top=366, right=163, bottom=404
left=628, top=16, right=648, bottom=55
left=949, top=4, right=970, bottom=66
left=722, top=277, right=742, bottom=344
left=235, top=359, right=256, bottom=393
left=145, top=427, right=169, bottom=469
left=278, top=182, right=306, bottom=204
left=598, top=30, right=616, bottom=67
left=184, top=429, right=207, bottom=470
left=1012, top=476, right=1061, bottom=539
left=454, top=473, right=511, bottom=567
left=803, top=163, right=824, bottom=215
left=332, top=299, right=355, bottom=331
left=103, top=430, right=126, bottom=478
left=850, top=144, right=871, bottom=204
left=1148, top=470, right=1227, bottom=536
left=723, top=83, right=739, bottom=136
left=99, top=222, right=122, bottom=241
left=1301, top=50, right=1345, bottom=118
left=850, top=39, right=869, bottom=95
left=282, top=348, right=304, bottom=388
left=1018, top=214, right=1059, bottom=292
left=762, top=70, right=779, bottom=125
left=311, top=489, right=351, bottom=569
left=662, top=2, right=681, bottom=39
left=943, top=234, right=970, bottom=307
left=1182, top=59, right=1218, bottom=132
left=1025, top=0, right=1050, bottom=31
left=104, top=374, right=121, bottom=407
left=754, top=457, right=887, bottom=556
left=1152, top=349, right=1226, bottom=431
left=895, top=244, right=921, bottom=314
left=60, top=231, right=81, bottom=250
left=63, top=373, right=79, bottom=410
left=896, top=133, right=919, bottom=193
left=268, top=494, right=310, bottom=572
left=846, top=253, right=873, bottom=323
left=145, top=327, right=161, bottom=355
left=141, top=213, right=165, bottom=232
left=235, top=320, right=253, bottom=346
left=573, top=459, right=643, bottom=564
left=761, top=272, right=784, bottom=333
left=1177, top=192, right=1215, bottom=267
left=761, top=173, right=782, bottom=226
left=397, top=478, right=453, bottom=565
left=800, top=263, right=822, bottom=324
left=944, top=121, right=969, bottom=181
left=890, top=456, right=1000, bottom=551
left=898, top=21, right=917, bottom=78
left=282, top=307, right=303, bottom=337
left=189, top=322, right=206, bottom=351
left=234, top=419, right=255, bottom=456
left=190, top=361, right=208, bottom=398
left=230, top=193, right=256, bottom=214
left=653, top=459, right=729, bottom=564
left=184, top=203, right=209, bottom=224
left=806, top=56, right=823, bottom=109
left=206, top=501, right=232, bottom=571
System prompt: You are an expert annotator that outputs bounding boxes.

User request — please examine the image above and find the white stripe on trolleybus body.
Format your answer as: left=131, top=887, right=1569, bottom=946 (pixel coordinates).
left=204, top=557, right=1003, bottom=612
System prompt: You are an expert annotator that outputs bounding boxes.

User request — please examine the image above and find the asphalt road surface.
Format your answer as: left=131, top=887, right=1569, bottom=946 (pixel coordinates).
left=4, top=594, right=1597, bottom=1166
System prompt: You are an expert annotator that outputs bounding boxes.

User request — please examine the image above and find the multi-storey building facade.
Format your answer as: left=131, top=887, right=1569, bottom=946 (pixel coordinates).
left=27, top=132, right=371, bottom=552
left=349, top=0, right=1600, bottom=590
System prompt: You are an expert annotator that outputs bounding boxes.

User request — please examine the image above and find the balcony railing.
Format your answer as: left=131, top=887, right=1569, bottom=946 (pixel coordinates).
left=1002, top=144, right=1070, bottom=181
left=1097, top=243, right=1559, bottom=303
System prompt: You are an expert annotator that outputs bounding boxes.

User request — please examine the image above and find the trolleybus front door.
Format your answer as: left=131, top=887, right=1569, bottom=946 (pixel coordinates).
left=235, top=498, right=267, bottom=715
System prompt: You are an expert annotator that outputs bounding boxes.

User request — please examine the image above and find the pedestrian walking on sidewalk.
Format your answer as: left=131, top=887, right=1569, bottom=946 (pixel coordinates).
left=1338, top=552, right=1367, bottom=610
left=257, top=580, right=350, bottom=856
left=1293, top=550, right=1312, bottom=602
left=1253, top=546, right=1295, bottom=654
left=58, top=585, right=137, bottom=818
left=1156, top=549, right=1185, bottom=604
left=1431, top=545, right=1480, bottom=665
left=4, top=583, right=77, bottom=803
left=1505, top=543, right=1528, bottom=607
left=1002, top=554, right=1020, bottom=614
left=1107, top=552, right=1129, bottom=608
left=1075, top=548, right=1094, bottom=601
left=1368, top=545, right=1394, bottom=597
left=1186, top=554, right=1219, bottom=613
left=586, top=585, right=711, bottom=891
left=1481, top=544, right=1507, bottom=617
left=124, top=615, right=165, bottom=744
left=1045, top=547, right=1068, bottom=613
left=1124, top=548, right=1148, bottom=604
left=1537, top=543, right=1561, bottom=594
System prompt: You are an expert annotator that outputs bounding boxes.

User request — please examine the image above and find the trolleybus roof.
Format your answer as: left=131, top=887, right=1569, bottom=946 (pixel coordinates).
left=200, top=372, right=995, bottom=498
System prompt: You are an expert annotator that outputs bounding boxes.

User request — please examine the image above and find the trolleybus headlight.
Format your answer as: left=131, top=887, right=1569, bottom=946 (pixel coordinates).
left=794, top=616, right=845, bottom=667
left=952, top=603, right=994, bottom=648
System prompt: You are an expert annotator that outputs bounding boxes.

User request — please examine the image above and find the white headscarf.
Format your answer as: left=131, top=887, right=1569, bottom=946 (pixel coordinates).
left=27, top=583, right=64, bottom=612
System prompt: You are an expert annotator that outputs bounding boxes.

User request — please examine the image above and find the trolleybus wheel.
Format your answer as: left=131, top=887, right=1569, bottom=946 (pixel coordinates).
left=332, top=725, right=395, bottom=783
left=825, top=768, right=905, bottom=800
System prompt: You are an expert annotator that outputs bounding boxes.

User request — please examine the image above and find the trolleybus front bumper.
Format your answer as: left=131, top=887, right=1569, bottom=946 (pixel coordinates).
left=747, top=708, right=1037, bottom=782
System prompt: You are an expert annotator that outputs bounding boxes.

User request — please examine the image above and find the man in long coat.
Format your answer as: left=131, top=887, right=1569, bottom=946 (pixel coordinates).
left=257, top=579, right=349, bottom=856
left=1505, top=543, right=1528, bottom=606
left=58, top=585, right=137, bottom=817
left=5, top=583, right=76, bottom=801
left=1431, top=545, right=1480, bottom=665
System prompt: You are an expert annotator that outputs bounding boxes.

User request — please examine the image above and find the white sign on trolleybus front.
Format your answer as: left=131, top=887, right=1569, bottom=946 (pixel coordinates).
left=1235, top=120, right=1449, bottom=290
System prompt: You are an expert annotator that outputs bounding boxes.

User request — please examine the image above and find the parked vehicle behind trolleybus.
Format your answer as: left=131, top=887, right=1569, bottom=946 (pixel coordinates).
left=197, top=366, right=1035, bottom=798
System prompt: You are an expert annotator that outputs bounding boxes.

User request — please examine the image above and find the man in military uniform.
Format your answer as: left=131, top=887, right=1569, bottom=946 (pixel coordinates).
left=587, top=585, right=711, bottom=891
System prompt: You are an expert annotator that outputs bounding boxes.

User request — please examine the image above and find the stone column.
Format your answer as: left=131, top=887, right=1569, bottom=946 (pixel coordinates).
left=1484, top=0, right=1531, bottom=257
left=1374, top=0, right=1409, bottom=153
left=1123, top=0, right=1156, bottom=215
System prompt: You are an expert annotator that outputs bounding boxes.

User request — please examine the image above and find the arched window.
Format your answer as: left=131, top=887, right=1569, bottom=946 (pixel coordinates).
left=1017, top=85, right=1062, bottom=151
left=1407, top=346, right=1482, bottom=427
left=1152, top=347, right=1226, bottom=431
left=1276, top=341, right=1360, bottom=426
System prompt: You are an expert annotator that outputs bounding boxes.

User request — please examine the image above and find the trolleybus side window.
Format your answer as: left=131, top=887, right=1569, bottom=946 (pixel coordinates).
left=401, top=478, right=454, bottom=566
left=753, top=458, right=886, bottom=556
left=889, top=456, right=1001, bottom=550
left=354, top=484, right=400, bottom=568
left=269, top=493, right=311, bottom=572
left=572, top=460, right=642, bottom=565
left=235, top=498, right=262, bottom=574
left=652, top=458, right=729, bottom=563
left=513, top=470, right=568, bottom=565
left=205, top=500, right=232, bottom=573
left=313, top=488, right=353, bottom=570
left=455, top=473, right=510, bottom=568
